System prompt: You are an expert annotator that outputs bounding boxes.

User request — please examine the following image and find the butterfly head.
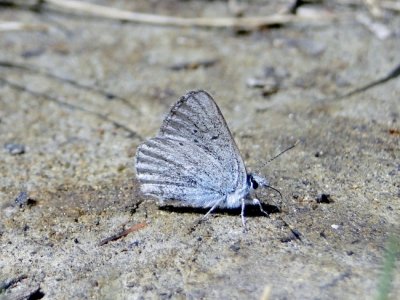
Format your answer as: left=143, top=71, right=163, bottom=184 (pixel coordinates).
left=247, top=173, right=269, bottom=190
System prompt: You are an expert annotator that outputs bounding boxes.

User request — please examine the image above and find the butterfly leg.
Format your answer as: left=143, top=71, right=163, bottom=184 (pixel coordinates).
left=203, top=198, right=224, bottom=220
left=190, top=199, right=224, bottom=231
left=253, top=198, right=269, bottom=217
left=241, top=198, right=247, bottom=229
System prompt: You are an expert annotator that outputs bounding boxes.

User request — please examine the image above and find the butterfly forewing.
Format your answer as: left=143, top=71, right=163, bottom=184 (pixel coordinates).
left=135, top=90, right=248, bottom=207
left=160, top=91, right=247, bottom=185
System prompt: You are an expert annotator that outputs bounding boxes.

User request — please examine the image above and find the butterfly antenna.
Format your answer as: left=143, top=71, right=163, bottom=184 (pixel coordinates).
left=255, top=140, right=299, bottom=173
left=265, top=185, right=283, bottom=202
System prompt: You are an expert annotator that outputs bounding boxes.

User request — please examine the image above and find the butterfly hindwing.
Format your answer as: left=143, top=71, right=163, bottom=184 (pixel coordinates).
left=136, top=137, right=227, bottom=207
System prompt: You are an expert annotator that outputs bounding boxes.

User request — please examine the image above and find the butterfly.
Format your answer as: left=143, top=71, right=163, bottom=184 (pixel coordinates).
left=135, top=90, right=285, bottom=227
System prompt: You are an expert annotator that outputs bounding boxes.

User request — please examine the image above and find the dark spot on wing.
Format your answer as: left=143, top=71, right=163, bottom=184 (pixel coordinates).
left=211, top=135, right=219, bottom=140
left=179, top=142, right=183, bottom=146
left=194, top=139, right=198, bottom=143
left=202, top=145, right=211, bottom=153
left=188, top=178, right=197, bottom=185
left=193, top=129, right=198, bottom=133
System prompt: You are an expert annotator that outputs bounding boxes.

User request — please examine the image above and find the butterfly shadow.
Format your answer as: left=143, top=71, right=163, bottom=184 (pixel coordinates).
left=158, top=202, right=280, bottom=217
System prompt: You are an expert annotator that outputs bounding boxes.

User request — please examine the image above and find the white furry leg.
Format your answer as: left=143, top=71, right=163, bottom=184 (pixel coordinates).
left=190, top=198, right=225, bottom=231
left=203, top=198, right=224, bottom=220
left=241, top=198, right=247, bottom=230
left=253, top=198, right=269, bottom=217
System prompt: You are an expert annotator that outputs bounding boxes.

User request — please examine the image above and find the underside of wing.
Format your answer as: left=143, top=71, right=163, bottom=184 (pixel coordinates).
left=158, top=90, right=247, bottom=192
left=135, top=136, right=227, bottom=208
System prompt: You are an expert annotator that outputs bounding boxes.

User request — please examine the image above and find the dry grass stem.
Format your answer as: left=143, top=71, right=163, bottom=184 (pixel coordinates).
left=44, top=0, right=334, bottom=30
left=381, top=1, right=400, bottom=12
left=0, top=21, right=48, bottom=31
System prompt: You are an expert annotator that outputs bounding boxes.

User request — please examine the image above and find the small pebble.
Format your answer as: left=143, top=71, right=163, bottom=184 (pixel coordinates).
left=246, top=77, right=279, bottom=96
left=295, top=39, right=326, bottom=57
left=14, top=191, right=36, bottom=207
left=21, top=48, right=45, bottom=58
left=246, top=66, right=286, bottom=97
left=246, top=77, right=268, bottom=88
left=314, top=150, right=324, bottom=157
left=229, top=242, right=241, bottom=253
left=316, top=193, right=333, bottom=204
left=169, top=59, right=217, bottom=71
left=15, top=191, right=29, bottom=206
left=4, top=143, right=25, bottom=155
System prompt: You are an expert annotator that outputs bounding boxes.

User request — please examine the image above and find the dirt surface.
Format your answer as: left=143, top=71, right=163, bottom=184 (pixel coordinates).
left=0, top=1, right=399, bottom=299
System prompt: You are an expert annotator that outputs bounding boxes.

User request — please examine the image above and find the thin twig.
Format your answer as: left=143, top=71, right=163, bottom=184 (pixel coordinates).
left=0, top=60, right=138, bottom=112
left=260, top=285, right=272, bottom=300
left=169, top=59, right=218, bottom=71
left=363, top=0, right=384, bottom=17
left=15, top=286, right=44, bottom=300
left=333, top=63, right=400, bottom=100
left=43, top=0, right=334, bottom=30
left=356, top=13, right=391, bottom=39
left=98, top=222, right=147, bottom=246
left=0, top=275, right=27, bottom=291
left=0, top=77, right=142, bottom=139
left=0, top=21, right=48, bottom=32
left=381, top=1, right=400, bottom=12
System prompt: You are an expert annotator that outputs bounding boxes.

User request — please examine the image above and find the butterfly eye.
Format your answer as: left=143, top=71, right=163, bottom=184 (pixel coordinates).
left=251, top=178, right=259, bottom=190
left=247, top=174, right=259, bottom=190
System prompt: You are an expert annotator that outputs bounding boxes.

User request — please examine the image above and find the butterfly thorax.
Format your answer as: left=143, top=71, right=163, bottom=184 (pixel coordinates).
left=223, top=178, right=250, bottom=208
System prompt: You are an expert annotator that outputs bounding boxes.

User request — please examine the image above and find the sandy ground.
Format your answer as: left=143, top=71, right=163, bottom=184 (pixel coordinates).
left=0, top=1, right=399, bottom=299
